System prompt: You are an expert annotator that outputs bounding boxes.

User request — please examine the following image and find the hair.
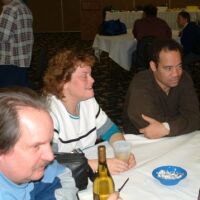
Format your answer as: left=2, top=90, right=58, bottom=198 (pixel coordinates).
left=43, top=48, right=96, bottom=99
left=0, top=87, right=47, bottom=154
left=178, top=11, right=191, bottom=23
left=150, top=38, right=183, bottom=64
left=143, top=4, right=157, bottom=17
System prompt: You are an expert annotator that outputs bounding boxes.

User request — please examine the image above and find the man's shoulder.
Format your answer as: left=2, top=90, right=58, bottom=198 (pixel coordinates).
left=130, top=70, right=153, bottom=88
left=150, top=17, right=169, bottom=27
left=43, top=160, right=66, bottom=182
left=156, top=17, right=167, bottom=22
left=133, top=70, right=152, bottom=81
left=0, top=172, right=34, bottom=199
left=180, top=71, right=193, bottom=84
left=134, top=18, right=145, bottom=26
left=184, top=22, right=199, bottom=32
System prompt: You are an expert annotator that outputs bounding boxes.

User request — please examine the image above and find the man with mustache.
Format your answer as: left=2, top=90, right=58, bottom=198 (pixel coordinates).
left=0, top=87, right=122, bottom=200
left=0, top=87, right=77, bottom=199
left=123, top=39, right=200, bottom=139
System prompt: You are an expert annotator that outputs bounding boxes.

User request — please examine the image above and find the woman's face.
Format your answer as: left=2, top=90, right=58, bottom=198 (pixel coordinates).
left=62, top=64, right=95, bottom=103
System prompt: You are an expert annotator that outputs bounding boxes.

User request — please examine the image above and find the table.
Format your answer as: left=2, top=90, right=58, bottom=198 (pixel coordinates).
left=93, top=29, right=179, bottom=71
left=78, top=131, right=200, bottom=200
left=93, top=29, right=136, bottom=71
left=106, top=10, right=200, bottom=30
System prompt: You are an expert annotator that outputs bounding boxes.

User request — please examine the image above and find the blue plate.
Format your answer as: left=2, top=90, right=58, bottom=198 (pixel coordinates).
left=152, top=165, right=187, bottom=186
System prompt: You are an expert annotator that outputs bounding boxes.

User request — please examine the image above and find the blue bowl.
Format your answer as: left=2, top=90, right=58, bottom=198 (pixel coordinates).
left=152, top=165, right=187, bottom=186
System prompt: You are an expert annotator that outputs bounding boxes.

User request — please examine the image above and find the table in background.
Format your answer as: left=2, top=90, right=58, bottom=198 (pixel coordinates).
left=79, top=131, right=200, bottom=200
left=93, top=29, right=179, bottom=71
left=93, top=29, right=136, bottom=71
left=106, top=10, right=200, bottom=30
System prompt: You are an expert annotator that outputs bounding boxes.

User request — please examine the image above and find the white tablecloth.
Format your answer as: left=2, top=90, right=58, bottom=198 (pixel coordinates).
left=93, top=29, right=136, bottom=71
left=78, top=131, right=200, bottom=200
left=106, top=10, right=200, bottom=30
left=92, top=29, right=180, bottom=71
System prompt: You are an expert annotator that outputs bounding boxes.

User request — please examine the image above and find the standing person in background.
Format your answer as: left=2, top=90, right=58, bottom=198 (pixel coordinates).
left=133, top=4, right=172, bottom=40
left=43, top=48, right=136, bottom=174
left=177, top=11, right=200, bottom=68
left=0, top=0, right=33, bottom=87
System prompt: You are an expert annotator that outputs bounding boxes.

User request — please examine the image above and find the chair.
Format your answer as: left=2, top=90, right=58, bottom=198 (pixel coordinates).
left=132, top=36, right=156, bottom=72
left=28, top=47, right=47, bottom=91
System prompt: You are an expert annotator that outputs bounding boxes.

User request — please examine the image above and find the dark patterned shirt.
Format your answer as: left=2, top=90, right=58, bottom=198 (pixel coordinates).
left=0, top=0, right=33, bottom=68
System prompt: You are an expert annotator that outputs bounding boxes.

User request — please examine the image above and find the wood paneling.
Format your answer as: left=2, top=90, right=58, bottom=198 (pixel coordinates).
left=63, top=0, right=80, bottom=31
left=80, top=0, right=102, bottom=40
left=102, top=0, right=133, bottom=10
left=134, top=0, right=167, bottom=9
left=28, top=0, right=62, bottom=32
left=170, top=0, right=200, bottom=8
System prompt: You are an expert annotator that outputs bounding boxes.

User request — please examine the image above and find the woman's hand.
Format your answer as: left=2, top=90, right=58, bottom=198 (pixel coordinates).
left=88, top=153, right=136, bottom=174
left=107, top=156, right=135, bottom=175
left=108, top=192, right=122, bottom=200
left=127, top=153, right=136, bottom=169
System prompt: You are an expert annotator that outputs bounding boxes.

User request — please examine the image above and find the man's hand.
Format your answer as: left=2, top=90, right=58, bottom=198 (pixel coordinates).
left=139, top=114, right=169, bottom=139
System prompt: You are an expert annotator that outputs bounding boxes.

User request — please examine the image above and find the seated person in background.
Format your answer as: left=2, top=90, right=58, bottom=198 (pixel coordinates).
left=42, top=48, right=136, bottom=174
left=0, top=87, right=77, bottom=199
left=133, top=4, right=172, bottom=40
left=177, top=11, right=200, bottom=67
left=123, top=39, right=200, bottom=139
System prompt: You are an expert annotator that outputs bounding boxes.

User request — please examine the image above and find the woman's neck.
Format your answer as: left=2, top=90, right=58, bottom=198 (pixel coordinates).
left=62, top=97, right=79, bottom=116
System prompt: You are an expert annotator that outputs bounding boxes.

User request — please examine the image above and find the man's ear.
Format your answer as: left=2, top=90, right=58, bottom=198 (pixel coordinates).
left=150, top=61, right=157, bottom=72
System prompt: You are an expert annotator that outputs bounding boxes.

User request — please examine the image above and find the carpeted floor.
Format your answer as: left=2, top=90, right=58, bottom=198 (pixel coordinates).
left=29, top=32, right=200, bottom=130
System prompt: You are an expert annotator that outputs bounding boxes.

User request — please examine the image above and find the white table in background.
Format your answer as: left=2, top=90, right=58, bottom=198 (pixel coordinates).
left=78, top=131, right=200, bottom=200
left=93, top=29, right=136, bottom=71
left=105, top=10, right=200, bottom=30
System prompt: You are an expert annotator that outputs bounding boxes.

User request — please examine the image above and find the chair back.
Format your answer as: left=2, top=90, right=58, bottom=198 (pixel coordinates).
left=133, top=36, right=156, bottom=71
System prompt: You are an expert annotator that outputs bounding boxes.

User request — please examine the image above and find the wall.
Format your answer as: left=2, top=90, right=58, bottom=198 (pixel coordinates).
left=169, top=0, right=200, bottom=8
left=26, top=0, right=200, bottom=33
left=134, top=0, right=166, bottom=9
left=28, top=0, right=80, bottom=32
left=134, top=0, right=200, bottom=8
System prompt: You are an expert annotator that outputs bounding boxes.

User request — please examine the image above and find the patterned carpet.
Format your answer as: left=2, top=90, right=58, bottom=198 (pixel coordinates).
left=29, top=32, right=200, bottom=130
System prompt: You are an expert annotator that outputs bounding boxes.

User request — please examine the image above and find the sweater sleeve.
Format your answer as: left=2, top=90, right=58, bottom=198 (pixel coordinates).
left=33, top=160, right=78, bottom=200
left=54, top=168, right=78, bottom=200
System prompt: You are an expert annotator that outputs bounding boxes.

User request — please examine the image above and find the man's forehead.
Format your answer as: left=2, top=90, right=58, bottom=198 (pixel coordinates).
left=17, top=106, right=51, bottom=126
left=159, top=49, right=181, bottom=58
left=17, top=107, right=53, bottom=140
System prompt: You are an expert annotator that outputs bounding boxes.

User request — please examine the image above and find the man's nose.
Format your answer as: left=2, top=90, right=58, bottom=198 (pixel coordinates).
left=42, top=144, right=54, bottom=162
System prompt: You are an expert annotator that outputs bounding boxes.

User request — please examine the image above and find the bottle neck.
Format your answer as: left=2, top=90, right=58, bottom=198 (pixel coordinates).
left=97, top=145, right=110, bottom=176
left=98, top=162, right=109, bottom=176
